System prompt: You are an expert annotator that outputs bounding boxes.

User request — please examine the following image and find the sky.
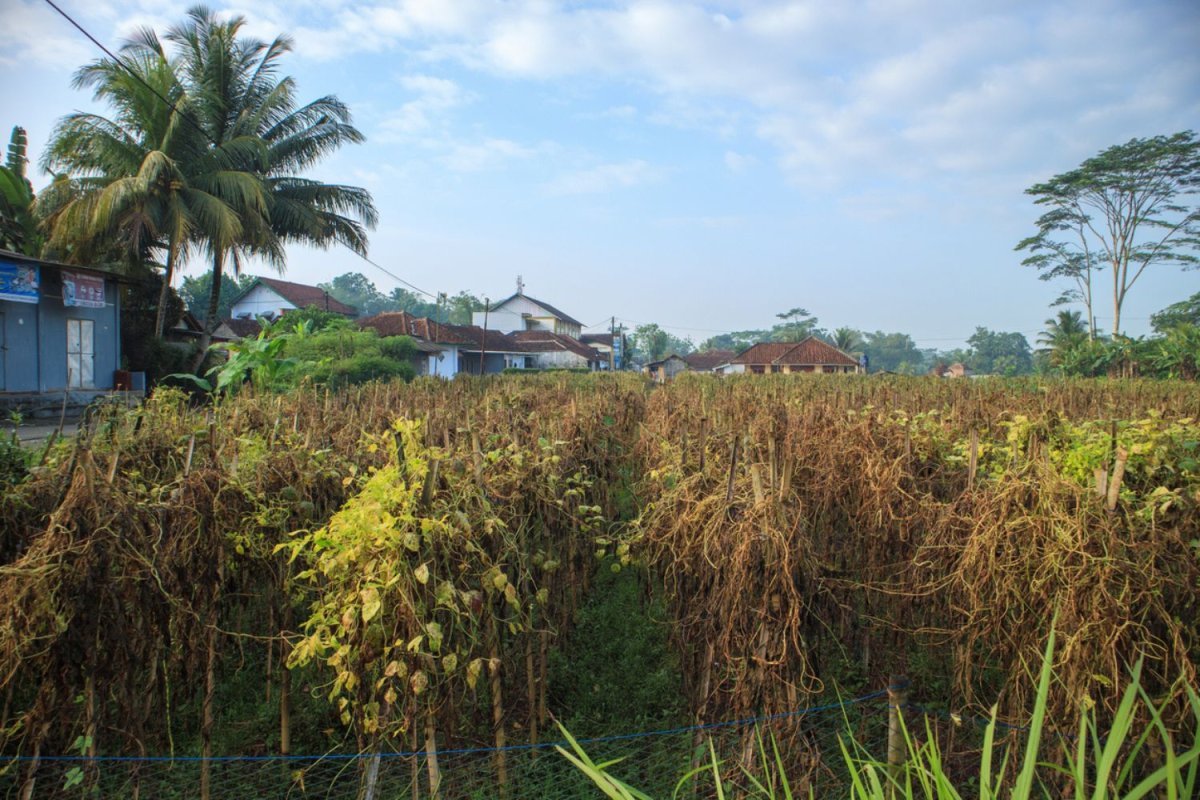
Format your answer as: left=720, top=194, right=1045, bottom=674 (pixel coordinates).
left=2, top=0, right=1199, bottom=348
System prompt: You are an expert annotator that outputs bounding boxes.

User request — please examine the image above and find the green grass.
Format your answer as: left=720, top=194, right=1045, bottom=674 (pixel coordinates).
left=557, top=625, right=1200, bottom=799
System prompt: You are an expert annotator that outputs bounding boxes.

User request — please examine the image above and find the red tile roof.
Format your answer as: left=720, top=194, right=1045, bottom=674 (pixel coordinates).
left=358, top=313, right=527, bottom=352
left=683, top=350, right=737, bottom=370
left=244, top=277, right=358, bottom=316
left=733, top=337, right=859, bottom=367
left=511, top=330, right=601, bottom=360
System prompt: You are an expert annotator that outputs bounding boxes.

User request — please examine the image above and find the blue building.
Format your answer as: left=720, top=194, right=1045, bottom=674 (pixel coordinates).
left=0, top=249, right=124, bottom=413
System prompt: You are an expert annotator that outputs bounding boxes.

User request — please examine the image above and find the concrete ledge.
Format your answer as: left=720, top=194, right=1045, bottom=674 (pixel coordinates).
left=0, top=389, right=145, bottom=419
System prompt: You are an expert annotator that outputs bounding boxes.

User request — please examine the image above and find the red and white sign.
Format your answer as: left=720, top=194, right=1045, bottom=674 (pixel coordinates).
left=63, top=271, right=106, bottom=308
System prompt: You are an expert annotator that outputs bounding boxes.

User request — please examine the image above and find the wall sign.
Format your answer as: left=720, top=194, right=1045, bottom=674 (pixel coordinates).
left=63, top=271, right=105, bottom=308
left=0, top=260, right=39, bottom=304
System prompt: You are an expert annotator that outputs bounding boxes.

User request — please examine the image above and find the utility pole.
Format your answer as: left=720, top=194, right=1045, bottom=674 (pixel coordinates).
left=610, top=316, right=615, bottom=371
left=478, top=298, right=490, bottom=376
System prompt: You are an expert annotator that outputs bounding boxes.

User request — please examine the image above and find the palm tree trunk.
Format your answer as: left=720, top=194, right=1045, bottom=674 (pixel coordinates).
left=153, top=242, right=178, bottom=338
left=191, top=249, right=226, bottom=372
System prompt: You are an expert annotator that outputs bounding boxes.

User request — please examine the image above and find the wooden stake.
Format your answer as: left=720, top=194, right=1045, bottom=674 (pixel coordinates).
left=967, top=429, right=979, bottom=488
left=726, top=437, right=740, bottom=504
left=887, top=675, right=910, bottom=782
left=1106, top=447, right=1128, bottom=511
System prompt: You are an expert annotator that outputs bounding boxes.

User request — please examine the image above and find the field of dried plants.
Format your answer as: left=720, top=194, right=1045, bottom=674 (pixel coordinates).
left=0, top=373, right=1195, bottom=796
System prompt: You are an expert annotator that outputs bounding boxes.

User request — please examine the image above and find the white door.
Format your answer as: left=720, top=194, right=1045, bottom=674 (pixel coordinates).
left=67, top=318, right=95, bottom=388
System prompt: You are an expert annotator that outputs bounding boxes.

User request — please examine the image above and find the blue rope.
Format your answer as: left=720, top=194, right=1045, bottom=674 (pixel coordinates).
left=8, top=690, right=887, bottom=764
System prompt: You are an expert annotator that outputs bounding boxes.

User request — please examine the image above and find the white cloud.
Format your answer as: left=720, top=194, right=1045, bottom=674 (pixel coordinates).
left=544, top=159, right=659, bottom=195
left=0, top=0, right=95, bottom=68
left=724, top=151, right=757, bottom=173
left=440, top=138, right=533, bottom=172
left=378, top=74, right=472, bottom=137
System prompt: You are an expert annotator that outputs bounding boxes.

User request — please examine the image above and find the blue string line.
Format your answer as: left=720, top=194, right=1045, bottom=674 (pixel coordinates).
left=7, top=690, right=887, bottom=764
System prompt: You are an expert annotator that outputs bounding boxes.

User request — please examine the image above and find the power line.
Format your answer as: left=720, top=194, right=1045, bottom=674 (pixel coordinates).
left=44, top=0, right=441, bottom=304
left=352, top=253, right=438, bottom=300
left=42, top=0, right=216, bottom=147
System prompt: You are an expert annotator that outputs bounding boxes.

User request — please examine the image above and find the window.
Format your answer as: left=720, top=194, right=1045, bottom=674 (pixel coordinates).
left=770, top=365, right=782, bottom=373
left=750, top=365, right=766, bottom=374
left=66, top=318, right=94, bottom=388
left=823, top=365, right=836, bottom=373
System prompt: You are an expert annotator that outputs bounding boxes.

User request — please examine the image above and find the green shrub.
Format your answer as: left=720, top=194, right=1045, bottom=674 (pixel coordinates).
left=305, top=354, right=415, bottom=388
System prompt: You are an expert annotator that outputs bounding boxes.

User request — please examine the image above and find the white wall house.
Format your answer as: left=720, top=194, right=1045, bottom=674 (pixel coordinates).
left=229, top=277, right=357, bottom=320
left=473, top=292, right=583, bottom=339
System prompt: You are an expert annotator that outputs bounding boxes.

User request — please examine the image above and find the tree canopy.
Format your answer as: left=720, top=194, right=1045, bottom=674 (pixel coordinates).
left=1018, top=131, right=1200, bottom=337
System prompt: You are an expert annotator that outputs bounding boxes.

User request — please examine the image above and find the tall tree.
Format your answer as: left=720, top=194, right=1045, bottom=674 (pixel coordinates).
left=318, top=272, right=390, bottom=316
left=0, top=126, right=40, bottom=255
left=630, top=323, right=692, bottom=363
left=1019, top=131, right=1200, bottom=337
left=770, top=307, right=820, bottom=342
left=862, top=331, right=927, bottom=374
left=161, top=6, right=377, bottom=364
left=966, top=327, right=1033, bottom=376
left=41, top=33, right=256, bottom=336
left=1150, top=291, right=1200, bottom=333
left=179, top=271, right=255, bottom=321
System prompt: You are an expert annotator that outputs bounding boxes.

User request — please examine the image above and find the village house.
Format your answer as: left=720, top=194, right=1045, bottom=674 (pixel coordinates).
left=358, top=311, right=532, bottom=377
left=0, top=249, right=127, bottom=412
left=580, top=332, right=629, bottom=370
left=511, top=330, right=604, bottom=370
left=717, top=337, right=863, bottom=375
left=683, top=350, right=737, bottom=372
left=229, top=276, right=357, bottom=321
left=931, top=362, right=973, bottom=378
left=643, top=354, right=691, bottom=383
left=473, top=286, right=583, bottom=339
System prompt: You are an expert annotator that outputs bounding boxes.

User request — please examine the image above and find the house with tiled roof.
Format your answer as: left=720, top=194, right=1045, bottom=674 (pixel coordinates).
left=229, top=276, right=357, bottom=320
left=358, top=311, right=531, bottom=377
left=719, top=337, right=862, bottom=375
left=511, top=330, right=603, bottom=370
left=580, top=332, right=629, bottom=370
left=683, top=350, right=737, bottom=372
left=473, top=289, right=583, bottom=339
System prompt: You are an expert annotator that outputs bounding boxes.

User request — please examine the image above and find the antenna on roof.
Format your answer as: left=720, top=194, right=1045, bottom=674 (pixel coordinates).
left=516, top=274, right=524, bottom=295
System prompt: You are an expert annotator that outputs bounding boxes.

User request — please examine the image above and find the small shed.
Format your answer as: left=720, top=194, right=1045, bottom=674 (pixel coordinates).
left=643, top=354, right=690, bottom=383
left=1, top=250, right=125, bottom=412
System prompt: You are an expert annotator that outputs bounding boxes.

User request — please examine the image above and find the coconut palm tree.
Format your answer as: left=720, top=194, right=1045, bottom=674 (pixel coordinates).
left=1036, top=310, right=1089, bottom=367
left=164, top=7, right=377, bottom=362
left=40, top=30, right=261, bottom=336
left=830, top=327, right=864, bottom=355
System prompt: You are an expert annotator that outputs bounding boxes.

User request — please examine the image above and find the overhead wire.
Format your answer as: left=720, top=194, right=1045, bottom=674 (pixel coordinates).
left=42, top=0, right=440, bottom=302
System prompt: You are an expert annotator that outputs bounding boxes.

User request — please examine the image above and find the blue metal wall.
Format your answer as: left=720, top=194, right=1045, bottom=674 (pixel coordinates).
left=0, top=269, right=120, bottom=393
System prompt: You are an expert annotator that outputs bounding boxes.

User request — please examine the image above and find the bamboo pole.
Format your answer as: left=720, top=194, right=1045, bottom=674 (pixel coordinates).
left=887, top=675, right=910, bottom=786
left=425, top=711, right=442, bottom=799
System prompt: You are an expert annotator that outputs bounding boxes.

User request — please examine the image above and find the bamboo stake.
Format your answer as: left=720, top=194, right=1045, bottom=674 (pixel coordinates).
left=887, top=675, right=910, bottom=784
left=726, top=437, right=740, bottom=504
left=425, top=710, right=442, bottom=799
left=1106, top=447, right=1128, bottom=511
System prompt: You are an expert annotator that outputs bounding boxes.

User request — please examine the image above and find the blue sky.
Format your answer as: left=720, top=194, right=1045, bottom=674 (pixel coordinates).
left=2, top=0, right=1198, bottom=346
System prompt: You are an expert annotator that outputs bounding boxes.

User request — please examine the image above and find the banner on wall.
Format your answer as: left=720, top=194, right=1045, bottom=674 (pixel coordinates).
left=0, top=260, right=40, bottom=304
left=63, top=271, right=105, bottom=308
